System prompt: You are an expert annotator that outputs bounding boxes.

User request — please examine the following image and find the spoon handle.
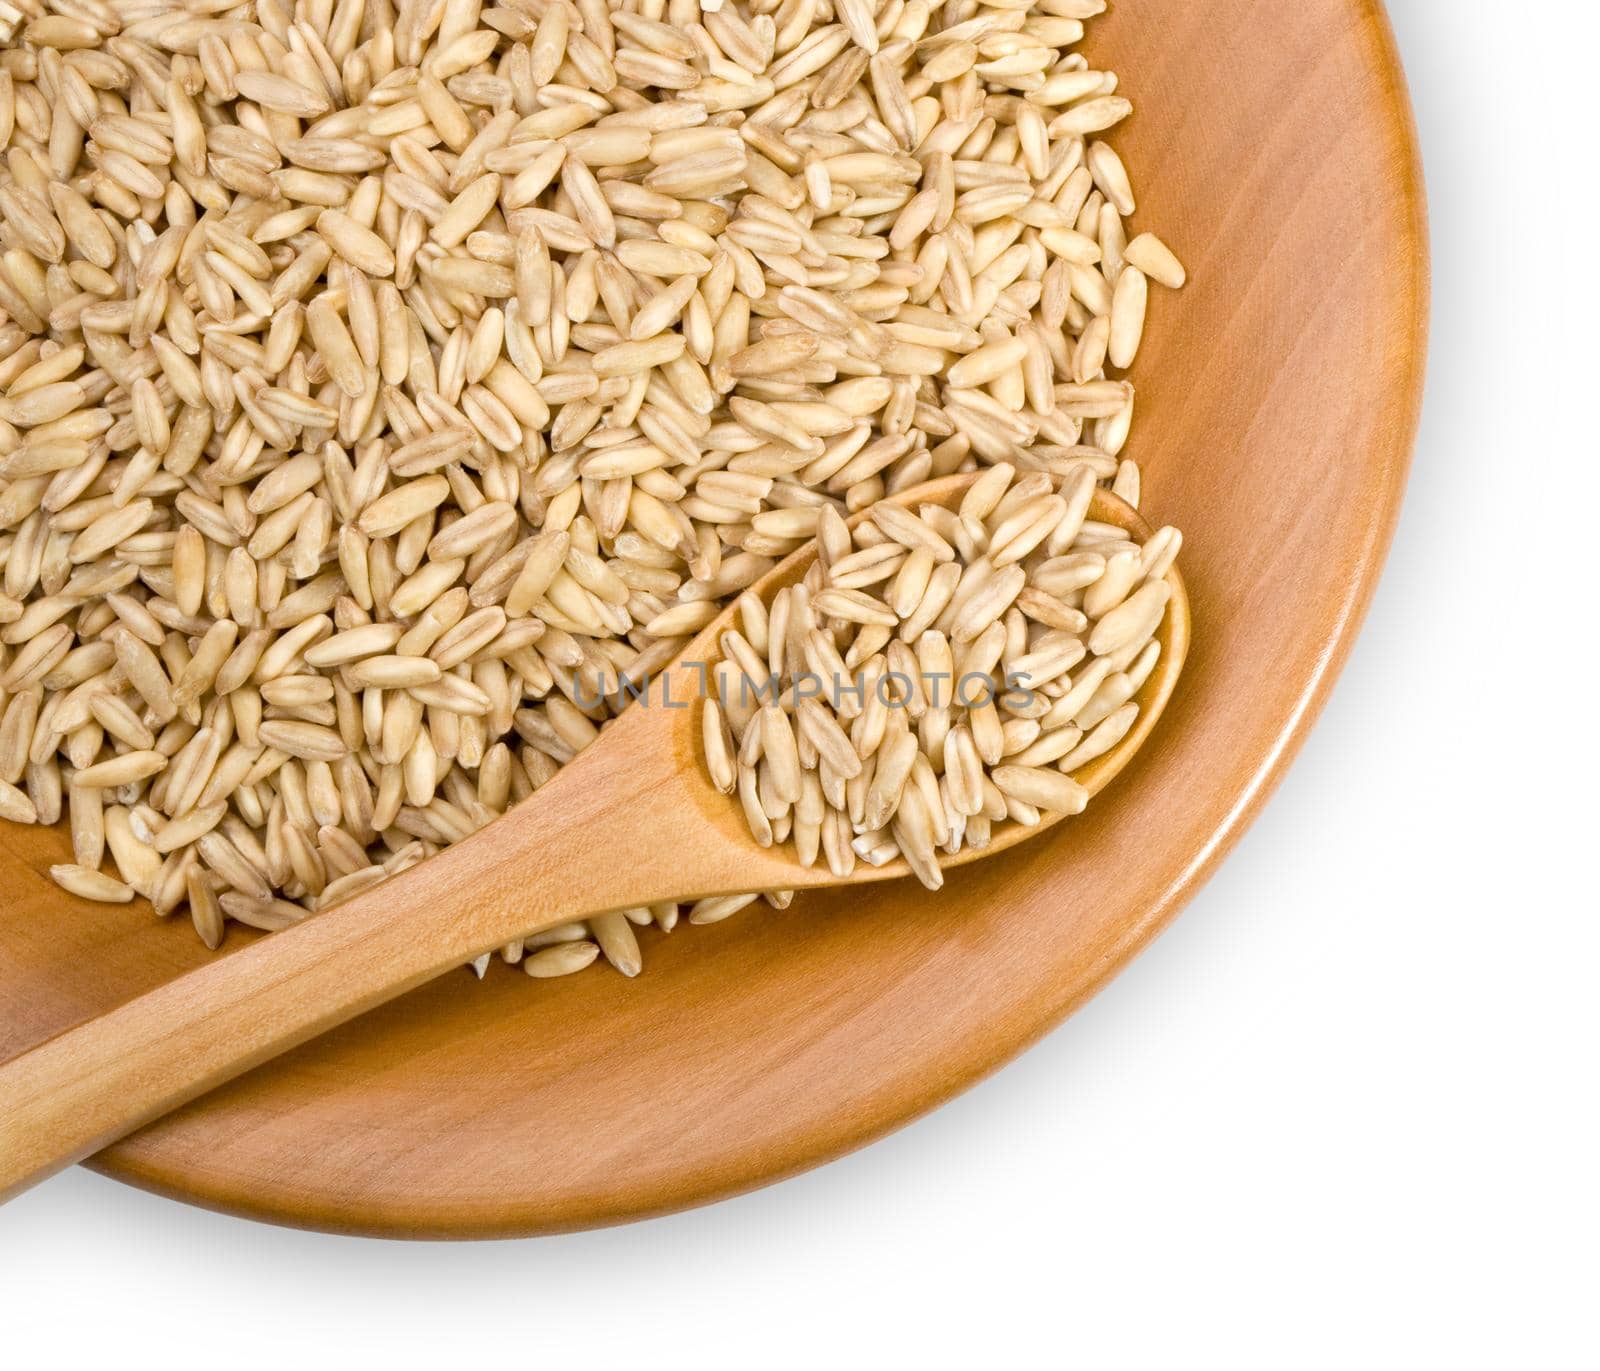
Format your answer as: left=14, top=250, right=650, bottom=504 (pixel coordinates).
left=0, top=686, right=781, bottom=1203
left=0, top=852, right=494, bottom=1202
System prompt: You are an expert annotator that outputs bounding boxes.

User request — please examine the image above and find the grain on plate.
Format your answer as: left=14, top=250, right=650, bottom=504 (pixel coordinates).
left=0, top=0, right=1184, bottom=979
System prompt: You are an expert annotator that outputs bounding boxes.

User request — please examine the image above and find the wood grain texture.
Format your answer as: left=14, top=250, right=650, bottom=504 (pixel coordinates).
left=0, top=486, right=1184, bottom=1203
left=0, top=0, right=1427, bottom=1235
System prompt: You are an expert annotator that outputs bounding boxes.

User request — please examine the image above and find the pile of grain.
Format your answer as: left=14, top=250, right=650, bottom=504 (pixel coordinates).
left=0, top=0, right=1183, bottom=979
left=704, top=462, right=1178, bottom=888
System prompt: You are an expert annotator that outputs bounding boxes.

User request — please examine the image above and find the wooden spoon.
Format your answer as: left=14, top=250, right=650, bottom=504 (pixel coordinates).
left=0, top=475, right=1188, bottom=1202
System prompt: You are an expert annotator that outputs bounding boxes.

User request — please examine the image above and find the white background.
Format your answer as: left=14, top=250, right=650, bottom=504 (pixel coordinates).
left=4, top=2, right=1596, bottom=1365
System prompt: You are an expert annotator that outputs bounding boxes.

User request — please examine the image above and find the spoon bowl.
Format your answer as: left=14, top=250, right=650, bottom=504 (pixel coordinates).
left=680, top=474, right=1190, bottom=891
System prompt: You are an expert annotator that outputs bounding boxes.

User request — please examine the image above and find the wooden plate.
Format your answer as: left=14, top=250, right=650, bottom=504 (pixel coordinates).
left=0, top=0, right=1427, bottom=1235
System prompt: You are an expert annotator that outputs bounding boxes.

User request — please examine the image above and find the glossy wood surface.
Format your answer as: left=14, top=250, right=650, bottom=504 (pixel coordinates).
left=0, top=0, right=1426, bottom=1234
